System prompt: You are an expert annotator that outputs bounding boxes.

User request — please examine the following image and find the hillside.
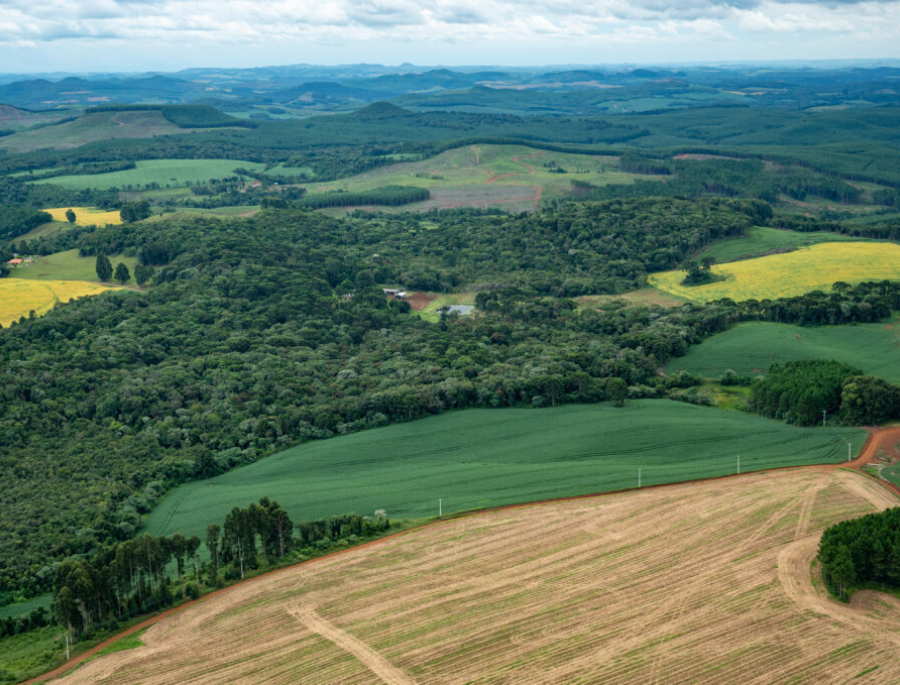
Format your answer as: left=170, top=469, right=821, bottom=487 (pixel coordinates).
left=58, top=469, right=900, bottom=684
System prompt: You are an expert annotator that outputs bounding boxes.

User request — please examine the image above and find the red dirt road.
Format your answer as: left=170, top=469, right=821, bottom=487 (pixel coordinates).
left=24, top=426, right=900, bottom=684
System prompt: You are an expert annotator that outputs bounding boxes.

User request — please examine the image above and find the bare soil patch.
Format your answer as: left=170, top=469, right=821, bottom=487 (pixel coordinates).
left=404, top=292, right=430, bottom=311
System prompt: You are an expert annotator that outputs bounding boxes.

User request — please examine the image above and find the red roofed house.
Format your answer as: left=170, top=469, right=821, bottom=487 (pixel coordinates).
left=8, top=258, right=22, bottom=267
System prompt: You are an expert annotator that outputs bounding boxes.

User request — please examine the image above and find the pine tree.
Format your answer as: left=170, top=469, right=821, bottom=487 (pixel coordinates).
left=95, top=253, right=113, bottom=281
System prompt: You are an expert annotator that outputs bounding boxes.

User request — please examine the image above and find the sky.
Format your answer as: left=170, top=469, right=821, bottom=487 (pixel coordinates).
left=1, top=0, right=899, bottom=74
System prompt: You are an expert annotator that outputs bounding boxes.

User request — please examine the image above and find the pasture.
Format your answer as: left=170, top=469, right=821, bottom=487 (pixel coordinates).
left=648, top=242, right=900, bottom=302
left=43, top=206, right=122, bottom=226
left=33, top=159, right=266, bottom=190
left=64, top=469, right=900, bottom=685
left=0, top=111, right=191, bottom=153
left=14, top=249, right=140, bottom=283
left=303, top=144, right=658, bottom=212
left=699, top=226, right=872, bottom=263
left=145, top=400, right=865, bottom=543
left=0, top=279, right=119, bottom=326
left=666, top=321, right=900, bottom=382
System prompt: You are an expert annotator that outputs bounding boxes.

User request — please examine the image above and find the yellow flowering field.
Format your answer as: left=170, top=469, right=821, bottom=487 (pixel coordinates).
left=0, top=278, right=118, bottom=326
left=43, top=206, right=122, bottom=226
left=648, top=242, right=900, bottom=302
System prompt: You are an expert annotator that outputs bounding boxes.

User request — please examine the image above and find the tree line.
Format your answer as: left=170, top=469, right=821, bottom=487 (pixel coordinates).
left=749, top=359, right=900, bottom=426
left=43, top=499, right=390, bottom=645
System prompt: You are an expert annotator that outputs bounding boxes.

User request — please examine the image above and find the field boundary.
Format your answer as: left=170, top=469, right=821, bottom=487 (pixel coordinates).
left=23, top=425, right=900, bottom=684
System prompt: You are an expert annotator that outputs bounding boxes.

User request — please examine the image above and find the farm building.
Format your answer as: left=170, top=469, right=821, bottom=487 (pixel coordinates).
left=383, top=288, right=407, bottom=298
left=7, top=258, right=22, bottom=267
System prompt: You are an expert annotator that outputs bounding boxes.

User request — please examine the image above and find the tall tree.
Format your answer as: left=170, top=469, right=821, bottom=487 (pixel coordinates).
left=114, top=262, right=131, bottom=284
left=95, top=253, right=113, bottom=282
left=65, top=208, right=76, bottom=224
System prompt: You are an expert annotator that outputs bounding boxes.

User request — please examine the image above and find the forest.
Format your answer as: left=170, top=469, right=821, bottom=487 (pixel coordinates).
left=819, top=507, right=900, bottom=600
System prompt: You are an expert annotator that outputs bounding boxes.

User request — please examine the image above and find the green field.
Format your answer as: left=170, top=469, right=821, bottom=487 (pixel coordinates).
left=303, top=144, right=659, bottom=212
left=666, top=321, right=900, bottom=382
left=145, top=401, right=866, bottom=544
left=33, top=159, right=265, bottom=190
left=700, top=226, right=874, bottom=263
left=15, top=249, right=140, bottom=282
left=649, top=242, right=900, bottom=302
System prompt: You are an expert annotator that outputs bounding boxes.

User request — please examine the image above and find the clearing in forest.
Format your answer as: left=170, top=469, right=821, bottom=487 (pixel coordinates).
left=303, top=144, right=656, bottom=212
left=144, top=400, right=865, bottom=544
left=14, top=249, right=140, bottom=283
left=666, top=320, right=900, bottom=382
left=649, top=242, right=900, bottom=302
left=58, top=469, right=900, bottom=685
left=0, top=279, right=119, bottom=327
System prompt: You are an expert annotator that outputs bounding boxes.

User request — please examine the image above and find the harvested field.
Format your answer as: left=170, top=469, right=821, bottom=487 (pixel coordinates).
left=43, top=206, right=122, bottom=226
left=57, top=469, right=900, bottom=684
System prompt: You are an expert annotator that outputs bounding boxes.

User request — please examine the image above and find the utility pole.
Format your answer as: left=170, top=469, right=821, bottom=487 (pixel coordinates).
left=737, top=455, right=740, bottom=474
left=439, top=498, right=442, bottom=518
left=66, top=633, right=70, bottom=661
left=638, top=468, right=642, bottom=488
left=823, top=410, right=827, bottom=427
left=848, top=442, right=852, bottom=462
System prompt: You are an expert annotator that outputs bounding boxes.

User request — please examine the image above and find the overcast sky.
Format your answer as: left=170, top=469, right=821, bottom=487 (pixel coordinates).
left=1, top=0, right=899, bottom=74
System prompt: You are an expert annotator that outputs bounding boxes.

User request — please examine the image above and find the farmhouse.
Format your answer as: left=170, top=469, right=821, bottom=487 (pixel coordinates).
left=7, top=258, right=22, bottom=267
left=383, top=288, right=407, bottom=298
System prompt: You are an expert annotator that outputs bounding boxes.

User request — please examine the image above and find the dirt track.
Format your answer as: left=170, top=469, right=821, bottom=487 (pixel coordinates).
left=29, top=427, right=900, bottom=684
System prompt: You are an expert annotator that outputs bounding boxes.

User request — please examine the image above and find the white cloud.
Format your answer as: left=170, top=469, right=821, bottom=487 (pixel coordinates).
left=0, top=0, right=898, bottom=68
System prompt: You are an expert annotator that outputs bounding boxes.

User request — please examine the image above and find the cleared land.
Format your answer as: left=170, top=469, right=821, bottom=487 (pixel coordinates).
left=43, top=206, right=122, bottom=226
left=33, top=159, right=265, bottom=190
left=60, top=468, right=900, bottom=685
left=0, top=279, right=119, bottom=327
left=145, top=400, right=865, bottom=544
left=699, top=226, right=873, bottom=263
left=0, top=111, right=196, bottom=153
left=13, top=249, right=140, bottom=283
left=667, top=320, right=900, bottom=382
left=649, top=242, right=900, bottom=302
left=577, top=287, right=686, bottom=309
left=303, top=144, right=659, bottom=212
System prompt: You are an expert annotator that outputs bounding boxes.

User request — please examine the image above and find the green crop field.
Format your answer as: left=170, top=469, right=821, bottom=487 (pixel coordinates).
left=699, top=226, right=875, bottom=263
left=666, top=321, right=900, bottom=382
left=302, top=144, right=659, bottom=212
left=145, top=400, right=866, bottom=543
left=15, top=249, right=140, bottom=282
left=649, top=242, right=900, bottom=302
left=32, top=159, right=265, bottom=190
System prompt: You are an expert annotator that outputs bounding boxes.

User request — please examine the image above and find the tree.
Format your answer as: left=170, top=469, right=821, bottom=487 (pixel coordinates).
left=701, top=255, right=716, bottom=271
left=120, top=201, right=151, bottom=223
left=134, top=264, right=155, bottom=286
left=114, top=262, right=131, bottom=285
left=65, top=208, right=76, bottom=224
left=205, top=524, right=221, bottom=583
left=829, top=548, right=856, bottom=600
left=606, top=377, right=628, bottom=407
left=95, top=253, right=113, bottom=282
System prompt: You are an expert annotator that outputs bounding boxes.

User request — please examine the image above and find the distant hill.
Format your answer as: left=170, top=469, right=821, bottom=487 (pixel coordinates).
left=0, top=75, right=197, bottom=109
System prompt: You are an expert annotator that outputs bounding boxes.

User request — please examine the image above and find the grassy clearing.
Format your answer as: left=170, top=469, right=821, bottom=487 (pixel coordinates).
left=34, top=159, right=265, bottom=190
left=700, top=226, right=873, bottom=263
left=70, top=470, right=900, bottom=685
left=43, top=207, right=122, bottom=226
left=414, top=292, right=478, bottom=322
left=0, top=278, right=120, bottom=327
left=649, top=242, right=900, bottom=302
left=666, top=321, right=900, bottom=382
left=11, top=221, right=72, bottom=243
left=0, top=594, right=52, bottom=620
left=145, top=400, right=865, bottom=545
left=302, top=144, right=659, bottom=212
left=577, top=287, right=687, bottom=309
left=14, top=249, right=140, bottom=283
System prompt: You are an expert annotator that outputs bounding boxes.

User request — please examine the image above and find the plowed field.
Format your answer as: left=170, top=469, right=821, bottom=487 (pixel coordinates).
left=58, top=469, right=900, bottom=685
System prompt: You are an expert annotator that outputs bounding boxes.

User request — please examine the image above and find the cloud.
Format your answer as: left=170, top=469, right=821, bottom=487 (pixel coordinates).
left=0, top=0, right=898, bottom=66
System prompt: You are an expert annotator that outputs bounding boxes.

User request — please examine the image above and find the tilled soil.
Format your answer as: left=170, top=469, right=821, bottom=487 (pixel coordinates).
left=52, top=467, right=900, bottom=685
